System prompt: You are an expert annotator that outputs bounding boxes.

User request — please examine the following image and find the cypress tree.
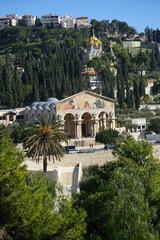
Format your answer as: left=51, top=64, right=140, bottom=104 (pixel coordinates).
left=13, top=66, right=24, bottom=107
left=117, top=67, right=125, bottom=109
left=134, top=78, right=140, bottom=110
left=2, top=65, right=14, bottom=107
left=31, top=70, right=40, bottom=102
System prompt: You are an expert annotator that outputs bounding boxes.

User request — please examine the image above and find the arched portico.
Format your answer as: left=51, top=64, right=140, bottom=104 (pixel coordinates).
left=64, top=113, right=75, bottom=138
left=81, top=112, right=92, bottom=137
left=98, top=111, right=109, bottom=131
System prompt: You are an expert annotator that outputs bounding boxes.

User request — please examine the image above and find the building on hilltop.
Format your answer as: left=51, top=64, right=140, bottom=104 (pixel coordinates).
left=23, top=91, right=115, bottom=146
left=83, top=30, right=104, bottom=64
left=6, top=14, right=21, bottom=21
left=41, top=14, right=60, bottom=28
left=75, top=16, right=91, bottom=29
left=0, top=17, right=17, bottom=29
left=22, top=15, right=36, bottom=26
left=82, top=31, right=104, bottom=92
left=60, top=14, right=75, bottom=28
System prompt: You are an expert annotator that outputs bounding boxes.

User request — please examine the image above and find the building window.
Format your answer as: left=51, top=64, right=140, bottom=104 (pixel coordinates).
left=9, top=115, right=13, bottom=121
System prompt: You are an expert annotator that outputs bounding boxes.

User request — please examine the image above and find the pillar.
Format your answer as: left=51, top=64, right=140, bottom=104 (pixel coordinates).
left=77, top=121, right=82, bottom=139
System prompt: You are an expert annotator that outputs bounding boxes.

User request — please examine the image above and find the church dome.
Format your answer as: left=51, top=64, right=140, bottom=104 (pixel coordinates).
left=30, top=102, right=39, bottom=109
left=46, top=97, right=59, bottom=103
left=88, top=30, right=102, bottom=46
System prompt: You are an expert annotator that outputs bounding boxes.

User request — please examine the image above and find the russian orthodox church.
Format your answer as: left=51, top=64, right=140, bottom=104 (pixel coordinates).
left=83, top=30, right=104, bottom=64
left=82, top=31, right=104, bottom=91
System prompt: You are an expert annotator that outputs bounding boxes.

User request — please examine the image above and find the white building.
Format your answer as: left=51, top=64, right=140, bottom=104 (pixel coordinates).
left=123, top=40, right=141, bottom=48
left=75, top=17, right=91, bottom=29
left=6, top=14, right=21, bottom=21
left=41, top=14, right=60, bottom=28
left=81, top=66, right=102, bottom=91
left=60, top=14, right=75, bottom=28
left=145, top=79, right=156, bottom=96
left=0, top=108, right=24, bottom=125
left=22, top=15, right=36, bottom=26
left=126, top=118, right=146, bottom=133
left=0, top=17, right=17, bottom=29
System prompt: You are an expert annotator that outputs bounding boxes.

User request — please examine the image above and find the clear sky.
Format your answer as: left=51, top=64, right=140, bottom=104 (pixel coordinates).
left=0, top=0, right=160, bottom=33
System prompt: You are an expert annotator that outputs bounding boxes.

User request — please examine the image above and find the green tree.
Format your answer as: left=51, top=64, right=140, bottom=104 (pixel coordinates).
left=0, top=135, right=86, bottom=240
left=23, top=115, right=68, bottom=173
left=102, top=167, right=157, bottom=240
left=75, top=136, right=159, bottom=240
left=2, top=65, right=14, bottom=107
left=95, top=129, right=119, bottom=148
left=113, top=135, right=156, bottom=166
left=148, top=118, right=160, bottom=134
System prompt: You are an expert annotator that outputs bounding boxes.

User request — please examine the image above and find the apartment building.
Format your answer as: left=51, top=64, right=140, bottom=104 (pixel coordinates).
left=41, top=14, right=60, bottom=28
left=75, top=17, right=91, bottom=28
left=60, top=14, right=75, bottom=28
left=22, top=15, right=36, bottom=26
left=0, top=17, right=17, bottom=29
left=6, top=14, right=21, bottom=21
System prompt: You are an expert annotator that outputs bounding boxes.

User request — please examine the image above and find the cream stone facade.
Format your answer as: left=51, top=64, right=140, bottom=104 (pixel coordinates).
left=23, top=91, right=115, bottom=146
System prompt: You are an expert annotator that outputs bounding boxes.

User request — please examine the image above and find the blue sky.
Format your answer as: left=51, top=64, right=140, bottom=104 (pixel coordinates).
left=0, top=0, right=160, bottom=33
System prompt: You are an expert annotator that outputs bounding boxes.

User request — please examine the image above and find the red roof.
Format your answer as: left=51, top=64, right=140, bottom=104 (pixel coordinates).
left=81, top=72, right=99, bottom=75
left=23, top=15, right=34, bottom=17
left=42, top=15, right=52, bottom=17
left=0, top=17, right=12, bottom=20
left=76, top=17, right=88, bottom=19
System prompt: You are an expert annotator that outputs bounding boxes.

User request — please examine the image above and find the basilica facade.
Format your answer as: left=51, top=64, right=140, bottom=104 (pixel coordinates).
left=23, top=91, right=115, bottom=146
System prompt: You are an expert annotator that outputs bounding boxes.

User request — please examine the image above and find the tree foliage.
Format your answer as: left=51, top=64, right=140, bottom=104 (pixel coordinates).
left=0, top=135, right=86, bottom=240
left=74, top=136, right=160, bottom=240
left=95, top=129, right=119, bottom=146
left=148, top=118, right=160, bottom=134
left=23, top=115, right=68, bottom=172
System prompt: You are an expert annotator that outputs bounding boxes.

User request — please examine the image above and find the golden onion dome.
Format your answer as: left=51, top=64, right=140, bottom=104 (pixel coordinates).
left=87, top=29, right=102, bottom=46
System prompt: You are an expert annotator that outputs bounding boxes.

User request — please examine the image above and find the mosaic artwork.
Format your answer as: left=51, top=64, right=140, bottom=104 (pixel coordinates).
left=57, top=93, right=114, bottom=111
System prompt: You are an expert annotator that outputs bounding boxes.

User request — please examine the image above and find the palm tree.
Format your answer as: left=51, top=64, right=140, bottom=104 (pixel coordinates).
left=23, top=115, right=68, bottom=173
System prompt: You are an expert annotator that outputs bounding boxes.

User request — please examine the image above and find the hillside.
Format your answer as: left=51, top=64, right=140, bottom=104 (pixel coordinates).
left=0, top=21, right=160, bottom=109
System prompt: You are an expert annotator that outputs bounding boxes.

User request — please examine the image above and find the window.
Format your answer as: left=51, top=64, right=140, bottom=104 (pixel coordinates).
left=9, top=115, right=13, bottom=121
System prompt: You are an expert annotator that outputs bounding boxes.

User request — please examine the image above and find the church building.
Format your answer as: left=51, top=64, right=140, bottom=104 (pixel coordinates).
left=83, top=30, right=104, bottom=64
left=23, top=91, right=115, bottom=146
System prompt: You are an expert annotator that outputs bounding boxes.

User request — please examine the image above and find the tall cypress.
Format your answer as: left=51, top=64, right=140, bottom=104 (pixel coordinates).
left=134, top=78, right=140, bottom=110
left=2, top=65, right=14, bottom=107
left=117, top=67, right=125, bottom=109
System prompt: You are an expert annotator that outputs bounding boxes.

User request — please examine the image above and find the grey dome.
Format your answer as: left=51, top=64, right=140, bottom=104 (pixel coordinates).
left=36, top=102, right=46, bottom=109
left=46, top=98, right=59, bottom=104
left=42, top=102, right=50, bottom=109
left=30, top=98, right=58, bottom=110
left=30, top=102, right=39, bottom=109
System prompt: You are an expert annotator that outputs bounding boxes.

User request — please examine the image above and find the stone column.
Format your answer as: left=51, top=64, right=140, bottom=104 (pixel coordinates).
left=60, top=120, right=65, bottom=131
left=74, top=120, right=78, bottom=139
left=77, top=120, right=82, bottom=139
left=94, top=119, right=99, bottom=136
left=91, top=119, right=94, bottom=137
left=102, top=118, right=107, bottom=130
